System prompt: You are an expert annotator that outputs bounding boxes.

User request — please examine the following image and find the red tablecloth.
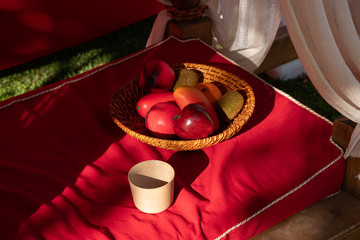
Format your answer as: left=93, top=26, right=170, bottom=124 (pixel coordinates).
left=0, top=37, right=345, bottom=240
left=0, top=0, right=164, bottom=70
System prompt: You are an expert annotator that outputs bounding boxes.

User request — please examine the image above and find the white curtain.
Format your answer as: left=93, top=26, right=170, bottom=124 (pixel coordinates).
left=147, top=0, right=282, bottom=73
left=279, top=0, right=360, bottom=158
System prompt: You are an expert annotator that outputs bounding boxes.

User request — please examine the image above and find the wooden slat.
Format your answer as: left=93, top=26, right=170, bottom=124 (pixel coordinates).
left=251, top=191, right=360, bottom=240
left=255, top=26, right=298, bottom=74
left=330, top=222, right=360, bottom=240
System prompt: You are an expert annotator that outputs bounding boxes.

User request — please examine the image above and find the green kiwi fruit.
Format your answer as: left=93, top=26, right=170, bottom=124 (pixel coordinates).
left=216, top=90, right=244, bottom=122
left=172, top=69, right=199, bottom=90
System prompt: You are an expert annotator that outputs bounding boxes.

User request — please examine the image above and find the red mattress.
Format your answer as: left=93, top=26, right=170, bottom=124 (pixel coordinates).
left=0, top=37, right=345, bottom=240
left=0, top=0, right=164, bottom=70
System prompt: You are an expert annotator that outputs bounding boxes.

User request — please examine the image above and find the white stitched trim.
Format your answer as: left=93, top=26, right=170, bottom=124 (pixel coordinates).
left=272, top=85, right=333, bottom=125
left=323, top=189, right=341, bottom=200
left=214, top=137, right=344, bottom=240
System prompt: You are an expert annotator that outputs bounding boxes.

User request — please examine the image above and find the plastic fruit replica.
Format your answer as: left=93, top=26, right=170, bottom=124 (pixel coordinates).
left=173, top=103, right=215, bottom=139
left=136, top=92, right=175, bottom=118
left=145, top=102, right=181, bottom=139
left=216, top=90, right=245, bottom=122
left=173, top=86, right=219, bottom=131
left=133, top=60, right=247, bottom=141
left=139, top=59, right=175, bottom=93
left=194, top=82, right=222, bottom=105
left=172, top=68, right=199, bottom=90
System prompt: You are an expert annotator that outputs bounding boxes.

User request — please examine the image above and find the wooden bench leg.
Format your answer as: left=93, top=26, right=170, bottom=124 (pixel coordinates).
left=332, top=116, right=360, bottom=200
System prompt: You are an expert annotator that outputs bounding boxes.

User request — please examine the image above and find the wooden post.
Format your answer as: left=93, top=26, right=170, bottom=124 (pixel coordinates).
left=164, top=0, right=213, bottom=45
left=332, top=116, right=360, bottom=200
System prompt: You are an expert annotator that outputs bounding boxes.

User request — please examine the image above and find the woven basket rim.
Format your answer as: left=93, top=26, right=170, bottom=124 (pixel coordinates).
left=109, top=63, right=256, bottom=151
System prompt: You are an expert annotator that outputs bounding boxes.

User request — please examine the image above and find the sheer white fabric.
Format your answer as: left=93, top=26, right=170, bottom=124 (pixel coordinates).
left=279, top=0, right=360, bottom=158
left=147, top=0, right=282, bottom=73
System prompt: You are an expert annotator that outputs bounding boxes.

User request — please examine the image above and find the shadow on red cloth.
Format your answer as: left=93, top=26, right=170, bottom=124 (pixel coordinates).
left=167, top=150, right=209, bottom=202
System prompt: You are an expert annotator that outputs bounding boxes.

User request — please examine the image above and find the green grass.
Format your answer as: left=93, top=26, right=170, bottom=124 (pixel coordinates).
left=0, top=16, right=157, bottom=101
left=0, top=16, right=340, bottom=121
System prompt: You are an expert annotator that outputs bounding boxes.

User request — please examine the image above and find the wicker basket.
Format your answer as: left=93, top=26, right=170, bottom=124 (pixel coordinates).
left=109, top=63, right=255, bottom=151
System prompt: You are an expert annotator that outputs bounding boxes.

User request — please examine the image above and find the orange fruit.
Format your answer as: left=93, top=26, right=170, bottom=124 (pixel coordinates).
left=194, top=82, right=222, bottom=105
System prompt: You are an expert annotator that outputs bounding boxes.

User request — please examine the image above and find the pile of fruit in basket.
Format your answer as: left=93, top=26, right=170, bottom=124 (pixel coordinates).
left=136, top=59, right=245, bottom=140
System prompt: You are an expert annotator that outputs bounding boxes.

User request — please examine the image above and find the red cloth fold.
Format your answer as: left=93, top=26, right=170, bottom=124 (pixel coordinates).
left=0, top=37, right=345, bottom=240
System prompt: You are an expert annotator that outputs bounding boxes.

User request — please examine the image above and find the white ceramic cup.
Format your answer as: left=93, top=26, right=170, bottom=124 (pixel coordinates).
left=128, top=160, right=175, bottom=214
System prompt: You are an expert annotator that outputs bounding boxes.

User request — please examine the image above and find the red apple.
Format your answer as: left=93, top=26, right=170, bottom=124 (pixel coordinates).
left=173, top=86, right=219, bottom=132
left=173, top=103, right=215, bottom=139
left=145, top=101, right=180, bottom=139
left=139, top=59, right=175, bottom=93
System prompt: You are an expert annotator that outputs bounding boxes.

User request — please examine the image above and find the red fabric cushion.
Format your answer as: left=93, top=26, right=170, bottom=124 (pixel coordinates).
left=0, top=37, right=345, bottom=240
left=0, top=0, right=164, bottom=70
